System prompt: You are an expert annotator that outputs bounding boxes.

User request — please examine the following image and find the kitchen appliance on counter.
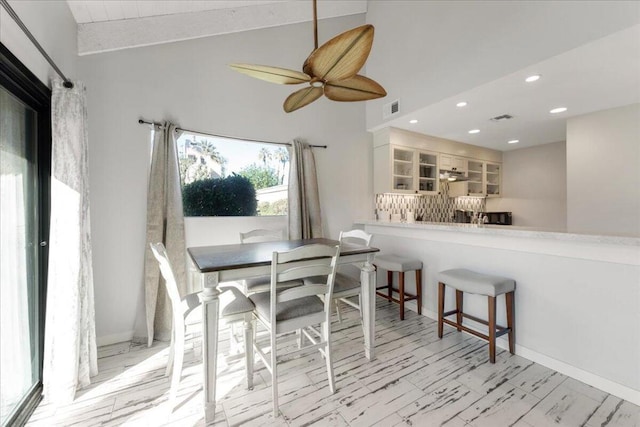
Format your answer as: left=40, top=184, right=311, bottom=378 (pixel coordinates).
left=453, top=210, right=473, bottom=223
left=483, top=211, right=512, bottom=225
left=454, top=210, right=512, bottom=225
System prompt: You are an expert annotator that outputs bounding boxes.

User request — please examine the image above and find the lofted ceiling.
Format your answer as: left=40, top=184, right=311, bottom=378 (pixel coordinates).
left=64, top=1, right=640, bottom=152
left=67, top=0, right=367, bottom=55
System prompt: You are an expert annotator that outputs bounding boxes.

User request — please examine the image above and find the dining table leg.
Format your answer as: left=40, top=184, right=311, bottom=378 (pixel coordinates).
left=199, top=271, right=220, bottom=423
left=360, top=254, right=377, bottom=360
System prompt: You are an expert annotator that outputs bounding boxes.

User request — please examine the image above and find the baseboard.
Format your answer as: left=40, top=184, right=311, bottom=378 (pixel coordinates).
left=97, top=330, right=134, bottom=347
left=411, top=304, right=640, bottom=406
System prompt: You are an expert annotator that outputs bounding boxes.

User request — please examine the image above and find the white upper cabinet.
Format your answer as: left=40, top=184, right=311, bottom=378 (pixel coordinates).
left=439, top=154, right=467, bottom=173
left=391, top=146, right=415, bottom=193
left=448, top=160, right=502, bottom=197
left=485, top=162, right=501, bottom=197
left=375, top=144, right=439, bottom=194
left=373, top=127, right=503, bottom=197
left=449, top=160, right=484, bottom=197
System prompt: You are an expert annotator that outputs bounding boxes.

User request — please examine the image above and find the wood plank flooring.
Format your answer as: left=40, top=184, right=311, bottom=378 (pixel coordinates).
left=28, top=300, right=639, bottom=426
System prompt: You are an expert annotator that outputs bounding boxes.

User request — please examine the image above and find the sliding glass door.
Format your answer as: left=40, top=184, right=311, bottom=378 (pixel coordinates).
left=0, top=44, right=51, bottom=427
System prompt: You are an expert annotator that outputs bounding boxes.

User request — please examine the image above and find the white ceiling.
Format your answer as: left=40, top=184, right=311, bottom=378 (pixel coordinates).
left=382, top=24, right=640, bottom=152
left=65, top=1, right=640, bottom=152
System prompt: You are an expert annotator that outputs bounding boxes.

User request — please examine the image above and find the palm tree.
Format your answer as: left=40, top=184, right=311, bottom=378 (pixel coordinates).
left=198, top=139, right=225, bottom=164
left=273, top=147, right=289, bottom=184
left=258, top=147, right=272, bottom=167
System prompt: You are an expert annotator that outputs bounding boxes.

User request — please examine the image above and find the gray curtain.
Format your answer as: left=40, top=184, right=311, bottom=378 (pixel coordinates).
left=136, top=123, right=187, bottom=346
left=43, top=78, right=98, bottom=404
left=288, top=139, right=323, bottom=239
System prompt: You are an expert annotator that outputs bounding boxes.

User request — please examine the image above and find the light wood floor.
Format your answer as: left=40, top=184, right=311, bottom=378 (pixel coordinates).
left=28, top=300, right=639, bottom=427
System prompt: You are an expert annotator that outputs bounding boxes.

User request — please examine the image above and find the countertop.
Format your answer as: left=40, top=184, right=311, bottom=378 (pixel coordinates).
left=356, top=220, right=640, bottom=247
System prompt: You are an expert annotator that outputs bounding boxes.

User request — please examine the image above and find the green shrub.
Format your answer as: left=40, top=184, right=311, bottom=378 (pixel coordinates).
left=183, top=174, right=257, bottom=216
left=239, top=163, right=279, bottom=190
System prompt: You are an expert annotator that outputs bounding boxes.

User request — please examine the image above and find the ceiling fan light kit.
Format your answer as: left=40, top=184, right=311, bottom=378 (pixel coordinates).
left=229, top=0, right=386, bottom=113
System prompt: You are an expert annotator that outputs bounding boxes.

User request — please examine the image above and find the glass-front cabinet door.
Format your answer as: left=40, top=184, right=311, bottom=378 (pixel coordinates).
left=391, top=146, right=439, bottom=194
left=417, top=151, right=438, bottom=194
left=466, top=160, right=485, bottom=196
left=485, top=162, right=501, bottom=197
left=392, top=146, right=414, bottom=193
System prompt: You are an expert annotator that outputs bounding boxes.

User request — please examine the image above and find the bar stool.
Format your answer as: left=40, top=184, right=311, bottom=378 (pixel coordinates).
left=374, top=254, right=422, bottom=320
left=437, top=268, right=515, bottom=363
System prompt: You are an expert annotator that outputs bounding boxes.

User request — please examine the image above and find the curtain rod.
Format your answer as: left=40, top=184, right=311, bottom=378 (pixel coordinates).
left=137, top=119, right=327, bottom=149
left=1, top=0, right=73, bottom=88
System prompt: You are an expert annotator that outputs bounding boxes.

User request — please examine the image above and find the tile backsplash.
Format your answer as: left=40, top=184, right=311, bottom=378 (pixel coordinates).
left=375, top=181, right=486, bottom=222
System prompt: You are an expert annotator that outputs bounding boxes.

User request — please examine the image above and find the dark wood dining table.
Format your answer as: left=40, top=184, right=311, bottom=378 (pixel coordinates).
left=187, top=237, right=379, bottom=423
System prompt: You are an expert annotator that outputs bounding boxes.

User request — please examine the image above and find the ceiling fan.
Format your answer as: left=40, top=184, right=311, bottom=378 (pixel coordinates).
left=229, top=0, right=387, bottom=113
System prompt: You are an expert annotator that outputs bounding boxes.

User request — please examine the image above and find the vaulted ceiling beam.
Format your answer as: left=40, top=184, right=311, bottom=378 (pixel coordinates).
left=77, top=1, right=367, bottom=55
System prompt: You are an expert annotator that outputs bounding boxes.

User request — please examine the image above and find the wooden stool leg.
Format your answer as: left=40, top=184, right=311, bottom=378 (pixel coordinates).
left=415, top=269, right=422, bottom=315
left=488, top=296, right=496, bottom=363
left=437, top=282, right=445, bottom=338
left=455, top=290, right=463, bottom=332
left=387, top=270, right=393, bottom=298
left=506, top=291, right=515, bottom=354
left=399, top=271, right=405, bottom=320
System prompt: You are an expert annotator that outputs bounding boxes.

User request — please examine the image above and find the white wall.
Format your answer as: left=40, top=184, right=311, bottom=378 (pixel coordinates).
left=363, top=224, right=640, bottom=405
left=487, top=141, right=567, bottom=230
left=364, top=1, right=640, bottom=130
left=567, top=104, right=640, bottom=236
left=0, top=0, right=77, bottom=85
left=78, top=14, right=373, bottom=344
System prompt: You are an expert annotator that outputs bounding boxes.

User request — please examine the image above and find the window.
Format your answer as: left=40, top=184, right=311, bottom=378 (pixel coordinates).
left=0, top=43, right=51, bottom=427
left=177, top=133, right=289, bottom=217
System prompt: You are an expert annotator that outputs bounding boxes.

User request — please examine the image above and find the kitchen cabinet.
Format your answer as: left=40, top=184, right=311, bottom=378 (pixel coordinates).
left=374, top=144, right=439, bottom=194
left=448, top=160, right=501, bottom=197
left=449, top=160, right=484, bottom=197
left=373, top=127, right=503, bottom=197
left=417, top=151, right=439, bottom=192
left=485, top=162, right=501, bottom=197
left=439, top=154, right=467, bottom=173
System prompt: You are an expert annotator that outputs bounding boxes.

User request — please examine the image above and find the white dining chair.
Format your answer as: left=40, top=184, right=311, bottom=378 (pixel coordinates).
left=239, top=228, right=284, bottom=243
left=303, top=229, right=373, bottom=323
left=149, top=243, right=255, bottom=408
left=249, top=243, right=341, bottom=417
left=239, top=229, right=301, bottom=295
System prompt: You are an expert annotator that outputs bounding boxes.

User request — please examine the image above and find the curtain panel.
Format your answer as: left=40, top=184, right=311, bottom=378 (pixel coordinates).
left=135, top=123, right=187, bottom=346
left=42, top=78, right=98, bottom=405
left=288, top=139, right=323, bottom=239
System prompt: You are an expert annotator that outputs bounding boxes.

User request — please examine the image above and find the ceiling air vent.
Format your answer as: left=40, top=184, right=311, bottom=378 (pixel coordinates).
left=383, top=99, right=400, bottom=119
left=490, top=114, right=514, bottom=122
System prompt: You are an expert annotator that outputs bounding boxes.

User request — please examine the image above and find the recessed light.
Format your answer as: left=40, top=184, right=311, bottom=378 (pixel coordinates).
left=409, top=119, right=418, bottom=124
left=525, top=74, right=541, bottom=83
left=550, top=107, right=567, bottom=114
left=468, top=129, right=480, bottom=134
left=456, top=101, right=468, bottom=107
left=507, top=139, right=519, bottom=144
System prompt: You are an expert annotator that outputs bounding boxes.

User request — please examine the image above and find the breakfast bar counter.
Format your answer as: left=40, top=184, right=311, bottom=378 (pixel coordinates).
left=356, top=219, right=640, bottom=405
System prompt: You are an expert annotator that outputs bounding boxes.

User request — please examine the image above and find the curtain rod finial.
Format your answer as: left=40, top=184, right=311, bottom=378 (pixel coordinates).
left=63, top=81, right=74, bottom=89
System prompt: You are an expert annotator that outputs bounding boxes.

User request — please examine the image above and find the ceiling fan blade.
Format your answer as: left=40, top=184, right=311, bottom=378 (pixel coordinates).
left=304, top=25, right=374, bottom=82
left=229, top=63, right=310, bottom=85
left=324, top=75, right=387, bottom=102
left=283, top=86, right=323, bottom=113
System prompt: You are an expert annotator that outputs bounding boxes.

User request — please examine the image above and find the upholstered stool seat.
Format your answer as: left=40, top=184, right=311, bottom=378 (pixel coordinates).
left=374, top=255, right=423, bottom=273
left=438, top=268, right=516, bottom=363
left=374, top=254, right=423, bottom=320
left=438, top=269, right=515, bottom=297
